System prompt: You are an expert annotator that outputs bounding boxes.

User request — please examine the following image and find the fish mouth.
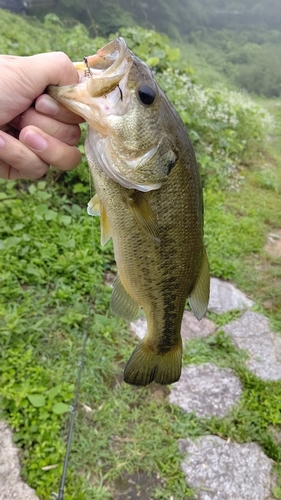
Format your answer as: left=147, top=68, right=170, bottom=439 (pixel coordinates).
left=74, top=37, right=131, bottom=94
left=47, top=37, right=133, bottom=121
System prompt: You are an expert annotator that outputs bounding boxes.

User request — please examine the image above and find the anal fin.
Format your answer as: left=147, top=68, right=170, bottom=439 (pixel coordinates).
left=111, top=274, right=140, bottom=321
left=188, top=247, right=210, bottom=320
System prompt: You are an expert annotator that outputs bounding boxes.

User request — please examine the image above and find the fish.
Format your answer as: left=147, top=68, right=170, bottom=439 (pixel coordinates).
left=47, top=37, right=210, bottom=386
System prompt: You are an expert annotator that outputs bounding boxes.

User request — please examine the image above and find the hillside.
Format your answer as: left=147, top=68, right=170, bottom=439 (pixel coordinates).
left=21, top=0, right=281, bottom=97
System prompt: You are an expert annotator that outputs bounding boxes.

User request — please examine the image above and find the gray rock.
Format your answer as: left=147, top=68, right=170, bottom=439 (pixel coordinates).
left=0, top=420, right=39, bottom=500
left=223, top=311, right=281, bottom=380
left=181, top=311, right=216, bottom=341
left=130, top=311, right=216, bottom=343
left=208, top=278, right=254, bottom=314
left=168, top=363, right=242, bottom=417
left=179, top=436, right=275, bottom=500
left=129, top=316, right=146, bottom=340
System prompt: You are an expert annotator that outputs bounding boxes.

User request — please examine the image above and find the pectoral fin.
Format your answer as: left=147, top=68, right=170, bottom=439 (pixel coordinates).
left=111, top=274, right=140, bottom=321
left=124, top=190, right=160, bottom=243
left=87, top=194, right=100, bottom=216
left=87, top=194, right=111, bottom=246
left=189, top=247, right=210, bottom=320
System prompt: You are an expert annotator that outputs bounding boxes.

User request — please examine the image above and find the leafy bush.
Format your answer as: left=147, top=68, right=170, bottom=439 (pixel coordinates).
left=118, top=26, right=181, bottom=70
left=0, top=10, right=107, bottom=57
left=156, top=69, right=274, bottom=187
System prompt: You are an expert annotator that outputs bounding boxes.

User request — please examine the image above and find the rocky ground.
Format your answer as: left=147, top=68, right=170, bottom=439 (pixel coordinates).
left=1, top=274, right=281, bottom=499
left=130, top=277, right=281, bottom=500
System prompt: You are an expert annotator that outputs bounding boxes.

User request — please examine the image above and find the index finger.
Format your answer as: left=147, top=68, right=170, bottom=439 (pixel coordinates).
left=28, top=52, right=80, bottom=90
left=0, top=52, right=81, bottom=125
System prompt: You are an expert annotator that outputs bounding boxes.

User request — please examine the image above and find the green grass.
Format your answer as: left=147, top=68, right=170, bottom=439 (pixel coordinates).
left=1, top=140, right=281, bottom=498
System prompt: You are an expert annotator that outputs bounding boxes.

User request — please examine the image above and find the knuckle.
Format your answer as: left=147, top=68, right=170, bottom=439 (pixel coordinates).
left=0, top=161, right=10, bottom=180
left=55, top=50, right=69, bottom=62
left=56, top=123, right=81, bottom=146
left=59, top=146, right=81, bottom=170
left=29, top=160, right=49, bottom=178
left=54, top=51, right=72, bottom=73
left=68, top=125, right=81, bottom=145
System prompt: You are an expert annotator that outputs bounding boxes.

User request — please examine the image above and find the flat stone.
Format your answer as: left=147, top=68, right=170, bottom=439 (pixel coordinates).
left=208, top=278, right=254, bottom=314
left=130, top=311, right=216, bottom=344
left=129, top=316, right=146, bottom=340
left=181, top=311, right=216, bottom=341
left=223, top=311, right=281, bottom=380
left=168, top=363, right=242, bottom=418
left=0, top=420, right=39, bottom=500
left=179, top=436, right=275, bottom=500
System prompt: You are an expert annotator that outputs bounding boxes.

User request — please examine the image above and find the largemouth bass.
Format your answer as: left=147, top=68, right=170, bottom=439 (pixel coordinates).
left=48, top=38, right=210, bottom=386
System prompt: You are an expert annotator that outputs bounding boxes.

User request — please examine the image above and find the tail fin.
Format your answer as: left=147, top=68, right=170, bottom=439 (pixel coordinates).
left=123, top=339, right=182, bottom=386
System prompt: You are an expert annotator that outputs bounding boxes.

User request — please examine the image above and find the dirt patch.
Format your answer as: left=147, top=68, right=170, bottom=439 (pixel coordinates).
left=264, top=230, right=281, bottom=258
left=114, top=471, right=164, bottom=499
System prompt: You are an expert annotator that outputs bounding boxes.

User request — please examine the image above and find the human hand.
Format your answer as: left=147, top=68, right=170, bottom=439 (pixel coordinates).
left=0, top=52, right=84, bottom=180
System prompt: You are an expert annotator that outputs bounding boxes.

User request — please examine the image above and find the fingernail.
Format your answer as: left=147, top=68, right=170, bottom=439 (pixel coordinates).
left=0, top=136, right=5, bottom=148
left=36, top=95, right=60, bottom=116
left=22, top=130, right=47, bottom=151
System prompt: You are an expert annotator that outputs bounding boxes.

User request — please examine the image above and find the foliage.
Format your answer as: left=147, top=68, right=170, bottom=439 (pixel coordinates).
left=9, top=0, right=280, bottom=97
left=0, top=9, right=274, bottom=188
left=0, top=347, right=76, bottom=494
left=188, top=28, right=281, bottom=98
left=29, top=0, right=281, bottom=37
left=203, top=188, right=264, bottom=279
left=157, top=69, right=274, bottom=187
left=0, top=9, right=107, bottom=57
left=203, top=0, right=281, bottom=30
left=118, top=27, right=181, bottom=70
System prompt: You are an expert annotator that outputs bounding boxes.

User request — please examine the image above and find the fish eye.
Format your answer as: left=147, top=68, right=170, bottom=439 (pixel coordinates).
left=137, top=84, right=156, bottom=105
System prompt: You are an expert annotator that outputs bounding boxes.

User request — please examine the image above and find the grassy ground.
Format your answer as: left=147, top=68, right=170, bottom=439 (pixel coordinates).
left=1, top=115, right=281, bottom=499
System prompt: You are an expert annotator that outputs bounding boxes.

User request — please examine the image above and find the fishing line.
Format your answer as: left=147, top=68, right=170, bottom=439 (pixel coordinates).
left=52, top=159, right=95, bottom=500
left=52, top=302, right=93, bottom=500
